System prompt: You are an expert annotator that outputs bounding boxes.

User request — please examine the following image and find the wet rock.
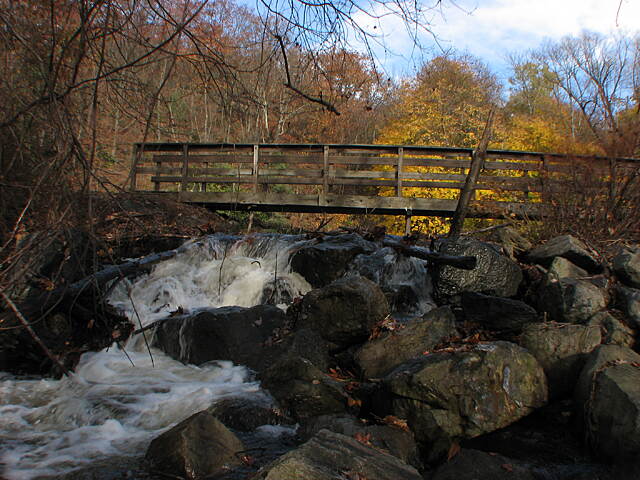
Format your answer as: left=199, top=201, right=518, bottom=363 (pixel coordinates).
left=431, top=448, right=537, bottom=480
left=519, top=322, right=601, bottom=399
left=526, top=235, right=602, bottom=273
left=260, top=354, right=348, bottom=420
left=145, top=411, right=244, bottom=479
left=297, top=275, right=389, bottom=348
left=384, top=341, right=547, bottom=462
left=615, top=285, right=640, bottom=328
left=538, top=278, right=606, bottom=323
left=298, top=414, right=422, bottom=469
left=251, top=429, right=423, bottom=480
left=290, top=234, right=376, bottom=288
left=434, top=237, right=523, bottom=301
left=462, top=292, right=539, bottom=333
left=152, top=305, right=287, bottom=373
left=355, top=306, right=458, bottom=378
left=587, top=312, right=635, bottom=348
left=349, top=246, right=434, bottom=317
left=574, top=346, right=640, bottom=462
left=207, top=395, right=292, bottom=432
left=547, top=257, right=589, bottom=281
left=613, top=248, right=640, bottom=289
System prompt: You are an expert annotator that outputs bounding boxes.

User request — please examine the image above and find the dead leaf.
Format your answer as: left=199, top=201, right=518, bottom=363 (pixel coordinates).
left=347, top=397, right=362, bottom=408
left=382, top=415, right=409, bottom=432
left=501, top=463, right=514, bottom=472
left=447, top=442, right=461, bottom=461
left=354, top=432, right=372, bottom=446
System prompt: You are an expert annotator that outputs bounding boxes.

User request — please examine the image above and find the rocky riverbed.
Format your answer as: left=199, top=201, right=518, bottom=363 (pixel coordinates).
left=2, top=229, right=640, bottom=479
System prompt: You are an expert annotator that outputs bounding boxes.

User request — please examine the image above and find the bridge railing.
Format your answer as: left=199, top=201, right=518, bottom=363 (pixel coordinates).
left=129, top=142, right=640, bottom=217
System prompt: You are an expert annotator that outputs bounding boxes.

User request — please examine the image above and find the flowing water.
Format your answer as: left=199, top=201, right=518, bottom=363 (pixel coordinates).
left=0, top=234, right=433, bottom=479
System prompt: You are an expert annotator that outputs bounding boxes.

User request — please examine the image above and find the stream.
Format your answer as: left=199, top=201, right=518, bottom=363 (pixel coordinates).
left=0, top=233, right=433, bottom=479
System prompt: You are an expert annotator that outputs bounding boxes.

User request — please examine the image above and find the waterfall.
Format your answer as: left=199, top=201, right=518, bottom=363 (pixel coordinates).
left=0, top=233, right=433, bottom=479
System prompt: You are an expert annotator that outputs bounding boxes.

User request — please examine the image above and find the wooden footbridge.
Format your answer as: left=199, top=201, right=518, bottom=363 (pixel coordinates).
left=129, top=143, right=638, bottom=219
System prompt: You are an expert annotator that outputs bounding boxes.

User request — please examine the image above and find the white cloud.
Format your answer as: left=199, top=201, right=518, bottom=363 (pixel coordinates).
left=352, top=0, right=640, bottom=77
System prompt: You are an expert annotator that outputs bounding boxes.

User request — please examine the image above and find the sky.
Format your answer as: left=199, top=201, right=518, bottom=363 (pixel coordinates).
left=352, top=0, right=640, bottom=80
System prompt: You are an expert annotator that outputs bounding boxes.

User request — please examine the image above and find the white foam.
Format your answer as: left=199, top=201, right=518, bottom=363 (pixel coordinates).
left=0, top=234, right=311, bottom=479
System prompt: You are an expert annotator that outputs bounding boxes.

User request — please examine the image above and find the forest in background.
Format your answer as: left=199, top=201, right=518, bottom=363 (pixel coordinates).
left=1, top=0, right=639, bottom=291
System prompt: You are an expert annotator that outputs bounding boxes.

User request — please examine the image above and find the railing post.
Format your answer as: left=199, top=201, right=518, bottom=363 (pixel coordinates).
left=396, top=147, right=404, bottom=197
left=321, top=145, right=329, bottom=204
left=180, top=143, right=189, bottom=195
left=129, top=143, right=140, bottom=192
left=201, top=161, right=208, bottom=192
left=253, top=144, right=259, bottom=193
left=154, top=151, right=161, bottom=192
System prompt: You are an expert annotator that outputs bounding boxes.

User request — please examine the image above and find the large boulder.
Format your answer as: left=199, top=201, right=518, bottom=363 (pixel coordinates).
left=289, top=234, right=376, bottom=288
left=434, top=238, right=523, bottom=301
left=519, top=322, right=601, bottom=399
left=615, top=285, right=640, bottom=329
left=297, top=275, right=389, bottom=348
left=613, top=248, right=640, bottom=289
left=574, top=344, right=640, bottom=462
left=431, top=448, right=537, bottom=480
left=538, top=278, right=606, bottom=323
left=461, top=292, right=540, bottom=333
left=152, top=305, right=287, bottom=373
left=355, top=306, right=458, bottom=378
left=526, top=235, right=602, bottom=273
left=383, top=341, right=547, bottom=462
left=251, top=429, right=423, bottom=480
left=587, top=311, right=635, bottom=348
left=298, top=414, right=422, bottom=469
left=145, top=411, right=244, bottom=479
left=260, top=354, right=349, bottom=420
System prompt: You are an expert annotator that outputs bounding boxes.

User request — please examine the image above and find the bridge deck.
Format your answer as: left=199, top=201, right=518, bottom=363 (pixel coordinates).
left=130, top=143, right=639, bottom=219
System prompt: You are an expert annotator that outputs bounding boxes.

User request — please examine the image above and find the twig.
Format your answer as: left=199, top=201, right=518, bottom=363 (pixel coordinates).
left=127, top=286, right=154, bottom=367
left=218, top=243, right=228, bottom=298
left=0, top=291, right=70, bottom=376
left=460, top=222, right=513, bottom=236
left=275, top=34, right=341, bottom=116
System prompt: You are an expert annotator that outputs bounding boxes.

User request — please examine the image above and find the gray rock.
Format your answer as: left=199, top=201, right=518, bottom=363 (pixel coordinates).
left=538, top=278, right=606, bottom=323
left=613, top=249, right=640, bottom=289
left=462, top=292, right=540, bottom=333
left=584, top=362, right=640, bottom=461
left=574, top=344, right=640, bottom=441
left=615, top=285, right=640, bottom=329
left=547, top=257, right=589, bottom=281
left=298, top=414, right=422, bottom=469
left=145, top=411, right=244, bottom=479
left=384, top=341, right=547, bottom=462
left=519, top=322, right=601, bottom=399
left=431, top=448, right=537, bottom=480
left=260, top=354, right=348, bottom=420
left=494, top=226, right=533, bottom=259
left=152, top=305, right=287, bottom=372
left=297, top=275, right=389, bottom=348
left=526, top=235, right=602, bottom=273
left=587, top=312, right=635, bottom=348
left=434, top=237, right=523, bottom=301
left=251, top=429, right=423, bottom=480
left=355, top=306, right=458, bottom=378
left=290, top=234, right=376, bottom=288
left=207, top=395, right=291, bottom=432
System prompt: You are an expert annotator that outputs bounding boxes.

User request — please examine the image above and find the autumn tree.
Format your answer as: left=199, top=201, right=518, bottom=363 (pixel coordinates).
left=378, top=54, right=501, bottom=147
